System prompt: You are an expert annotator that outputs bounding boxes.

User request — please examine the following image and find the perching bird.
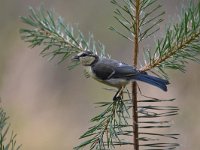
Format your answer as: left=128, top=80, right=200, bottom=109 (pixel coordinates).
left=72, top=51, right=169, bottom=101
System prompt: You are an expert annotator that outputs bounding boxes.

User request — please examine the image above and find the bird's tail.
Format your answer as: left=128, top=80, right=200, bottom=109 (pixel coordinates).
left=133, top=73, right=169, bottom=91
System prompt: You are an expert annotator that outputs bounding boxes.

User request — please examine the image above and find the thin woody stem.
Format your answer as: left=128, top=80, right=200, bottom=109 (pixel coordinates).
left=132, top=0, right=140, bottom=150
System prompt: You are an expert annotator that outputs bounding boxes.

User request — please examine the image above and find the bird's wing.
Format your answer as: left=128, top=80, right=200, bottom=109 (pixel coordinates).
left=112, top=65, right=138, bottom=78
left=92, top=63, right=115, bottom=80
left=92, top=58, right=139, bottom=80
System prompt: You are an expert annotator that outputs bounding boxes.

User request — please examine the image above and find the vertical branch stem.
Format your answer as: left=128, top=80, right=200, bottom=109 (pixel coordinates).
left=132, top=0, right=140, bottom=149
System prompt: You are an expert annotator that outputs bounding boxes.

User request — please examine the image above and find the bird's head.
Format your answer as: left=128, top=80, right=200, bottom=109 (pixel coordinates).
left=72, top=51, right=98, bottom=66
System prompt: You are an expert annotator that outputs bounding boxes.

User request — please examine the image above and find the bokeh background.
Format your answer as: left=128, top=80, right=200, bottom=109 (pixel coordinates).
left=0, top=0, right=200, bottom=149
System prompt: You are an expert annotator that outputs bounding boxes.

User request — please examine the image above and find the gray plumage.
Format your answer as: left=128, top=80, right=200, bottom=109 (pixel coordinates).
left=72, top=51, right=169, bottom=100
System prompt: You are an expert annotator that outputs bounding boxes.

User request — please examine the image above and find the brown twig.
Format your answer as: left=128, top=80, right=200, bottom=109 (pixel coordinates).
left=132, top=0, right=140, bottom=150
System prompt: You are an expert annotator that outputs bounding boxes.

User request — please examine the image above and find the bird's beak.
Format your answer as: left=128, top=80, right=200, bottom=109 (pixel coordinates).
left=71, top=55, right=80, bottom=61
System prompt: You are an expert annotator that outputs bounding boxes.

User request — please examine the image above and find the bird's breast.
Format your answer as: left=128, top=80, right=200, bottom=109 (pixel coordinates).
left=104, top=78, right=129, bottom=88
left=84, top=66, right=129, bottom=88
left=85, top=66, right=95, bottom=77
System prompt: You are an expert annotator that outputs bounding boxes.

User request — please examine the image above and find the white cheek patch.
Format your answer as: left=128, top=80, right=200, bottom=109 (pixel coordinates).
left=80, top=57, right=95, bottom=65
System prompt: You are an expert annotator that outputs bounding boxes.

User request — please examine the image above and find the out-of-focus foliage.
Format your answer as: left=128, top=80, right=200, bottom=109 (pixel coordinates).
left=0, top=106, right=21, bottom=150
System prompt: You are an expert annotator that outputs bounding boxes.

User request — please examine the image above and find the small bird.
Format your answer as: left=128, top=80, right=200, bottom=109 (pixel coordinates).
left=72, top=51, right=169, bottom=101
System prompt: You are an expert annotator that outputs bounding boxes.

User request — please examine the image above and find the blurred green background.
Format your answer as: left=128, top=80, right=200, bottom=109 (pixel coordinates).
left=0, top=0, right=200, bottom=149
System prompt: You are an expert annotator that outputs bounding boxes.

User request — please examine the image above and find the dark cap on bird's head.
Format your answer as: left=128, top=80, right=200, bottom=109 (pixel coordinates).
left=72, top=51, right=95, bottom=61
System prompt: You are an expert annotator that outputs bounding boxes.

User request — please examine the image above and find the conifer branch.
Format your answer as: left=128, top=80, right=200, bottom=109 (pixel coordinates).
left=19, top=1, right=200, bottom=150
left=74, top=99, right=131, bottom=150
left=111, top=0, right=179, bottom=150
left=140, top=2, right=200, bottom=74
left=20, top=7, right=108, bottom=67
left=141, top=31, right=200, bottom=72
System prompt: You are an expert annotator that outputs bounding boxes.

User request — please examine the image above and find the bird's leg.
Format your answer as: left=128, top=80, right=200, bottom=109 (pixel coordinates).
left=113, top=87, right=124, bottom=101
left=113, top=88, right=121, bottom=101
left=119, top=86, right=125, bottom=99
